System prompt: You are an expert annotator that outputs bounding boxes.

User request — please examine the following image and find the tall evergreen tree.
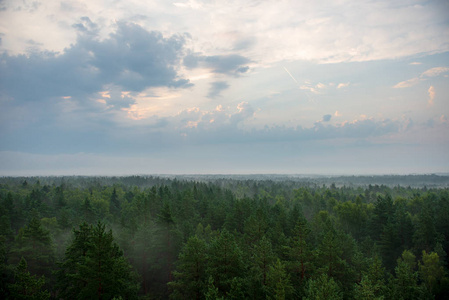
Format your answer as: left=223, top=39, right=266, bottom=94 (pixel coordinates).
left=288, top=217, right=311, bottom=285
left=206, top=229, right=245, bottom=297
left=169, top=235, right=208, bottom=300
left=10, top=216, right=54, bottom=279
left=303, top=274, right=343, bottom=300
left=419, top=251, right=444, bottom=295
left=265, top=259, right=293, bottom=300
left=56, top=222, right=139, bottom=299
left=389, top=250, right=426, bottom=300
left=8, top=257, right=50, bottom=300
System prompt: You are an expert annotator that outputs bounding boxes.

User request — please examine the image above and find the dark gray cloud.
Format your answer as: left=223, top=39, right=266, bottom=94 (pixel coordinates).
left=72, top=16, right=98, bottom=34
left=102, top=88, right=137, bottom=110
left=322, top=114, right=332, bottom=122
left=0, top=20, right=195, bottom=155
left=0, top=20, right=191, bottom=106
left=233, top=37, right=256, bottom=51
left=207, top=81, right=230, bottom=98
left=181, top=115, right=403, bottom=146
left=184, top=53, right=250, bottom=75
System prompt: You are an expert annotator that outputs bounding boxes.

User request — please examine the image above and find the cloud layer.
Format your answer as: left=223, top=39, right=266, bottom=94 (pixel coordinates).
left=394, top=67, right=449, bottom=88
left=0, top=0, right=448, bottom=174
left=0, top=21, right=191, bottom=106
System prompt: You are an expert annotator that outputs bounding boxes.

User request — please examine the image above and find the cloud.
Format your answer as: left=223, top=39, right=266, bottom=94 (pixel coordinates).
left=207, top=81, right=230, bottom=98
left=72, top=16, right=99, bottom=34
left=393, top=77, right=422, bottom=88
left=300, top=82, right=324, bottom=94
left=164, top=102, right=257, bottom=143
left=322, top=114, right=332, bottom=122
left=173, top=108, right=402, bottom=146
left=232, top=36, right=257, bottom=51
left=315, top=83, right=326, bottom=89
left=334, top=111, right=342, bottom=117
left=0, top=20, right=198, bottom=150
left=99, top=87, right=137, bottom=110
left=0, top=21, right=192, bottom=107
left=184, top=53, right=250, bottom=75
left=421, top=67, right=449, bottom=78
left=301, top=81, right=349, bottom=94
left=428, top=86, right=435, bottom=106
left=2, top=0, right=449, bottom=66
left=393, top=66, right=449, bottom=88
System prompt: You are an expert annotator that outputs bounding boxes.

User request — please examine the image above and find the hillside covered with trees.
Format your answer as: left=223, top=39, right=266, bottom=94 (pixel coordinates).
left=1, top=175, right=449, bottom=299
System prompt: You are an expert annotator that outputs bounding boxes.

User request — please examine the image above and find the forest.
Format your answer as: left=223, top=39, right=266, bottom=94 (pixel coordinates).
left=1, top=175, right=449, bottom=299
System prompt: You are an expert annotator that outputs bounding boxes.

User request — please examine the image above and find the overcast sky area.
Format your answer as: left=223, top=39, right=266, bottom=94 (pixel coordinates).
left=0, top=0, right=448, bottom=175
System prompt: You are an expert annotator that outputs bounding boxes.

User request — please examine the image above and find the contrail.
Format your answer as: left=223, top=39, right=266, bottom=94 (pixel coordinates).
left=283, top=66, right=298, bottom=84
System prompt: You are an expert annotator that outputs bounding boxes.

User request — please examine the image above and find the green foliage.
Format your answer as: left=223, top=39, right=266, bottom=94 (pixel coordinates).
left=354, top=256, right=386, bottom=299
left=1, top=176, right=449, bottom=299
left=207, top=229, right=245, bottom=297
left=204, top=276, right=223, bottom=300
left=10, top=216, right=55, bottom=278
left=8, top=257, right=50, bottom=300
left=303, top=273, right=343, bottom=300
left=414, top=200, right=437, bottom=253
left=419, top=251, right=444, bottom=294
left=56, top=222, right=139, bottom=299
left=169, top=235, right=208, bottom=300
left=265, top=259, right=293, bottom=300
left=251, top=235, right=276, bottom=286
left=389, top=250, right=429, bottom=300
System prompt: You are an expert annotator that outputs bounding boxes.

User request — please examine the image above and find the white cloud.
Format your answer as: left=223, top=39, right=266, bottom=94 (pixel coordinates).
left=1, top=1, right=449, bottom=175
left=316, top=83, right=326, bottom=89
left=1, top=0, right=448, bottom=66
left=421, top=67, right=449, bottom=78
left=393, top=66, right=449, bottom=88
left=428, top=86, right=435, bottom=106
left=301, top=81, right=350, bottom=93
left=300, top=82, right=328, bottom=94
left=393, top=77, right=422, bottom=88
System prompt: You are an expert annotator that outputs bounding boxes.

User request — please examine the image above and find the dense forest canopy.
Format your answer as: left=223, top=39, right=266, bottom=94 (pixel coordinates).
left=1, top=175, right=449, bottom=299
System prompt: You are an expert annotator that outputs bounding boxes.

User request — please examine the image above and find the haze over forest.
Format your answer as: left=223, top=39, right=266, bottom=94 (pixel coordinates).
left=1, top=0, right=449, bottom=176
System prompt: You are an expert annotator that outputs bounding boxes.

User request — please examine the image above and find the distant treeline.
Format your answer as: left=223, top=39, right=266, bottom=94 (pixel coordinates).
left=2, top=173, right=448, bottom=188
left=1, top=175, right=448, bottom=299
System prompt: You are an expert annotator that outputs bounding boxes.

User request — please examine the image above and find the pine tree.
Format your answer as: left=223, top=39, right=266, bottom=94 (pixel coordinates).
left=252, top=236, right=276, bottom=287
left=204, top=276, right=223, bottom=300
left=389, top=251, right=426, bottom=300
left=370, top=194, right=394, bottom=241
left=354, top=256, right=386, bottom=299
left=8, top=257, right=50, bottom=300
left=110, top=187, right=121, bottom=217
left=56, top=222, right=92, bottom=299
left=288, top=217, right=311, bottom=284
left=413, top=201, right=437, bottom=253
left=206, top=229, right=244, bottom=297
left=419, top=251, right=444, bottom=295
left=265, top=259, right=293, bottom=300
left=169, top=235, right=208, bottom=300
left=315, top=230, right=346, bottom=281
left=303, top=274, right=343, bottom=300
left=56, top=222, right=139, bottom=299
left=10, top=216, right=54, bottom=279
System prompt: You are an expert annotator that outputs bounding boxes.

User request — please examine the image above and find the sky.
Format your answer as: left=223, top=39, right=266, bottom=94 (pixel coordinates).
left=0, top=0, right=448, bottom=175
